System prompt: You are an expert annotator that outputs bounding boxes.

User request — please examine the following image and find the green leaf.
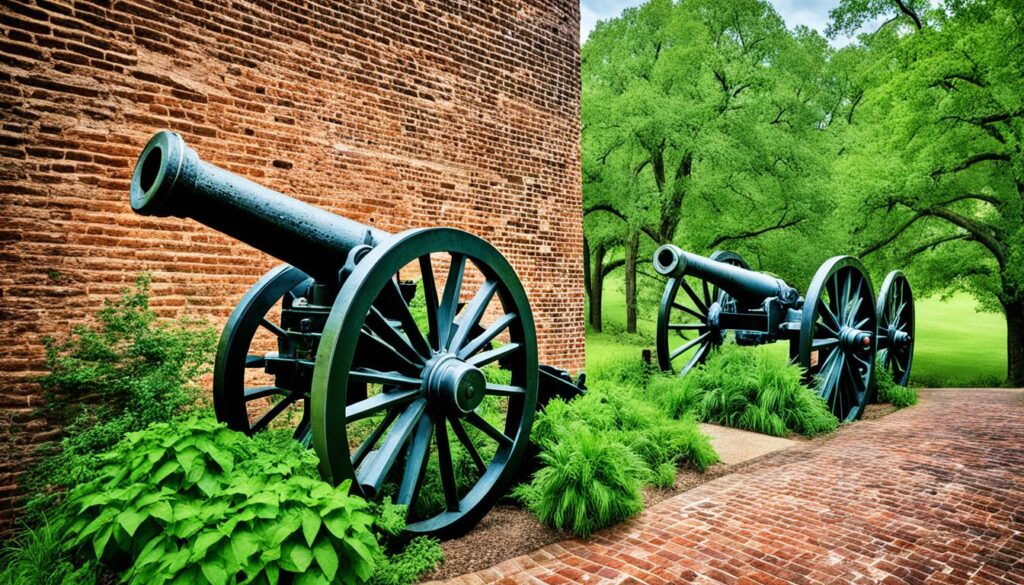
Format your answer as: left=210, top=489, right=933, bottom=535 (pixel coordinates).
left=311, top=538, right=339, bottom=581
left=93, top=523, right=113, bottom=560
left=283, top=542, right=313, bottom=573
left=231, top=530, right=260, bottom=564
left=192, top=530, right=223, bottom=558
left=300, top=508, right=321, bottom=547
left=117, top=508, right=147, bottom=537
left=200, top=560, right=229, bottom=585
left=346, top=534, right=376, bottom=565
left=148, top=499, right=174, bottom=523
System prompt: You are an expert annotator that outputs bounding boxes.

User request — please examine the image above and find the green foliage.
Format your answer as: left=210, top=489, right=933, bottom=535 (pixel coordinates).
left=875, top=364, right=919, bottom=409
left=513, top=429, right=646, bottom=538
left=0, top=515, right=96, bottom=585
left=518, top=375, right=718, bottom=536
left=25, top=274, right=217, bottom=517
left=367, top=537, right=443, bottom=585
left=64, top=415, right=382, bottom=585
left=669, top=345, right=838, bottom=437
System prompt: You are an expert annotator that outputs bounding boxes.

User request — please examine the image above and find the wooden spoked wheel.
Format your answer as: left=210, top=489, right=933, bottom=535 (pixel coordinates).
left=799, top=256, right=877, bottom=422
left=311, top=228, right=538, bottom=538
left=876, top=270, right=915, bottom=387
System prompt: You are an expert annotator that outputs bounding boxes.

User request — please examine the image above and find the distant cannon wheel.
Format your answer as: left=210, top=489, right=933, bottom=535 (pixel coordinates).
left=799, top=257, right=877, bottom=422
left=656, top=250, right=749, bottom=375
left=213, top=265, right=318, bottom=444
left=311, top=228, right=538, bottom=539
left=876, top=270, right=915, bottom=387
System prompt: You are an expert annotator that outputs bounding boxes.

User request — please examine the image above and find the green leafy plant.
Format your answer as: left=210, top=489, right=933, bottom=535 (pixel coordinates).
left=874, top=363, right=919, bottom=409
left=25, top=274, right=217, bottom=517
left=368, top=537, right=443, bottom=585
left=64, top=415, right=382, bottom=585
left=0, top=514, right=96, bottom=585
left=513, top=428, right=645, bottom=538
left=671, top=345, right=838, bottom=437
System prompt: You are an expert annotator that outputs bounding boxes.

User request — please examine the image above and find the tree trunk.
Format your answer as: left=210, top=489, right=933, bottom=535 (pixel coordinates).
left=1005, top=299, right=1024, bottom=386
left=583, top=236, right=592, bottom=302
left=624, top=230, right=639, bottom=334
left=589, top=243, right=606, bottom=332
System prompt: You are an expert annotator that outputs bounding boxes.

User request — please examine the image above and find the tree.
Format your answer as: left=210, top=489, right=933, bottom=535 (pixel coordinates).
left=582, top=0, right=836, bottom=330
left=831, top=0, right=1024, bottom=384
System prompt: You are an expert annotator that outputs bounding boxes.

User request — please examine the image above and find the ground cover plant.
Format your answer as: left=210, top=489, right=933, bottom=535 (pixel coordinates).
left=2, top=276, right=443, bottom=585
left=874, top=364, right=919, bottom=409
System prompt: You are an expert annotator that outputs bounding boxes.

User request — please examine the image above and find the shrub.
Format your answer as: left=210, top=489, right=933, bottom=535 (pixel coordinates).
left=65, top=415, right=382, bottom=585
left=673, top=345, right=838, bottom=437
left=25, top=274, right=217, bottom=517
left=368, top=537, right=443, bottom=585
left=513, top=428, right=645, bottom=538
left=875, top=364, right=919, bottom=408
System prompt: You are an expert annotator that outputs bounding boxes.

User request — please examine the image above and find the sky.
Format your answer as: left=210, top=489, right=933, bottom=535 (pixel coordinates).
left=580, top=0, right=866, bottom=46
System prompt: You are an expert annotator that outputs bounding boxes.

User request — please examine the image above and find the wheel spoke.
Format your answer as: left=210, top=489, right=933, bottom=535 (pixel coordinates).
left=670, top=332, right=710, bottom=360
left=377, top=280, right=432, bottom=359
left=244, top=386, right=286, bottom=401
left=357, top=399, right=427, bottom=495
left=819, top=303, right=841, bottom=332
left=679, top=342, right=711, bottom=377
left=812, top=337, right=839, bottom=351
left=349, top=368, right=423, bottom=388
left=668, top=323, right=705, bottom=330
left=345, top=389, right=420, bottom=423
left=672, top=302, right=706, bottom=322
left=292, top=400, right=310, bottom=442
left=260, top=318, right=288, bottom=339
left=448, top=280, right=498, bottom=352
left=702, top=279, right=712, bottom=306
left=397, top=414, right=433, bottom=507
left=449, top=417, right=487, bottom=474
left=419, top=255, right=440, bottom=349
left=465, top=412, right=512, bottom=447
left=352, top=408, right=400, bottom=469
left=437, top=253, right=467, bottom=350
left=355, top=331, right=423, bottom=377
left=816, top=318, right=839, bottom=338
left=364, top=306, right=426, bottom=366
left=484, top=383, right=527, bottom=396
left=468, top=342, right=521, bottom=368
left=245, top=354, right=266, bottom=368
left=679, top=280, right=709, bottom=315
left=434, top=417, right=460, bottom=512
left=458, top=313, right=516, bottom=360
left=250, top=391, right=300, bottom=433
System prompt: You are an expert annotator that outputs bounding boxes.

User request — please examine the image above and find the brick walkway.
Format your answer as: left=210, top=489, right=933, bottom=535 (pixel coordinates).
left=440, top=389, right=1024, bottom=585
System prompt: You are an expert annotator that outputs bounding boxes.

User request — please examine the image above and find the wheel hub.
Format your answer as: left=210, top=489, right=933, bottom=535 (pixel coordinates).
left=425, top=354, right=486, bottom=415
left=706, top=302, right=724, bottom=343
left=839, top=326, right=872, bottom=351
left=889, top=327, right=912, bottom=348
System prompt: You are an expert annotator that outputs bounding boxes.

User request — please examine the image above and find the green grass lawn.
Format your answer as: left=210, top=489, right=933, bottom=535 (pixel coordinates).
left=587, top=283, right=1006, bottom=388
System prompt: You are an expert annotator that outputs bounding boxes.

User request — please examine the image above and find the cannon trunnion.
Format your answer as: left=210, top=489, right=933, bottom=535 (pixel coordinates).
left=652, top=245, right=912, bottom=422
left=130, top=131, right=583, bottom=538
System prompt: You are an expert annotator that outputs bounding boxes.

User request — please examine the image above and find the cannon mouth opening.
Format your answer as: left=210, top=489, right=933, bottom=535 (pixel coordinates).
left=656, top=248, right=676, bottom=270
left=654, top=245, right=684, bottom=277
left=130, top=130, right=185, bottom=217
left=138, top=146, right=162, bottom=194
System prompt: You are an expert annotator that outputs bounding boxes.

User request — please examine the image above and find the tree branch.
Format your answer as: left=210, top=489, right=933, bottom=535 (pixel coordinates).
left=583, top=203, right=661, bottom=243
left=860, top=211, right=928, bottom=257
left=923, top=207, right=1006, bottom=268
left=894, top=0, right=923, bottom=30
left=905, top=233, right=971, bottom=258
left=931, top=152, right=1011, bottom=177
left=708, top=215, right=804, bottom=248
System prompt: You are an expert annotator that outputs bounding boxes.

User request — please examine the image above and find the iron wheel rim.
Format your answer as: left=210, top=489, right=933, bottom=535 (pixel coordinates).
left=876, top=270, right=915, bottom=387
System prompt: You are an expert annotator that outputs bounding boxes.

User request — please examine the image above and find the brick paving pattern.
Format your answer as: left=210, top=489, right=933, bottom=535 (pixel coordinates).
left=439, top=389, right=1024, bottom=584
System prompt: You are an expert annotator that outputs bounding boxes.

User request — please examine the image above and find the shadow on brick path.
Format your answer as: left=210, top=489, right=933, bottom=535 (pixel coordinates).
left=435, top=389, right=1024, bottom=585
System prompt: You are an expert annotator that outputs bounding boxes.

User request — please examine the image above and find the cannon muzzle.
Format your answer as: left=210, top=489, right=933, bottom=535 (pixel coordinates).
left=653, top=244, right=799, bottom=306
left=130, top=130, right=388, bottom=282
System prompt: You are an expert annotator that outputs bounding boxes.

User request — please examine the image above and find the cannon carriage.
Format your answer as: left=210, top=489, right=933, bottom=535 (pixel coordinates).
left=652, top=245, right=914, bottom=422
left=129, top=131, right=583, bottom=538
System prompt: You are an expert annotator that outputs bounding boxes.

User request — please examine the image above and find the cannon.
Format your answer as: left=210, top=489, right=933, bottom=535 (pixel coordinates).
left=129, top=131, right=583, bottom=538
left=875, top=271, right=915, bottom=388
left=653, top=245, right=882, bottom=422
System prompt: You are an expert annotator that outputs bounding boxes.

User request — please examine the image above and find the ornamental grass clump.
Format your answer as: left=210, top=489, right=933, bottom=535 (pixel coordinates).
left=660, top=344, right=837, bottom=437
left=513, top=427, right=645, bottom=538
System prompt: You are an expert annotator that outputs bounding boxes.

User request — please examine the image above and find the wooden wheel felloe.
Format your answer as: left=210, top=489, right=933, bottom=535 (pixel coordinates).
left=311, top=228, right=538, bottom=539
left=656, top=250, right=750, bottom=375
left=876, top=270, right=915, bottom=387
left=799, top=256, right=877, bottom=422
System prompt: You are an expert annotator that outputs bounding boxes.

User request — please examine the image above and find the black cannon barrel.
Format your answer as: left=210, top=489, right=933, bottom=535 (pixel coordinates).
left=130, top=131, right=388, bottom=282
left=653, top=244, right=799, bottom=306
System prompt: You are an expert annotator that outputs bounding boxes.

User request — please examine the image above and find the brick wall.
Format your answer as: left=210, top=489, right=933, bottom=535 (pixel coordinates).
left=0, top=0, right=582, bottom=526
